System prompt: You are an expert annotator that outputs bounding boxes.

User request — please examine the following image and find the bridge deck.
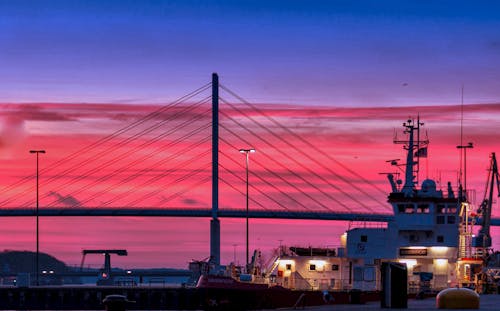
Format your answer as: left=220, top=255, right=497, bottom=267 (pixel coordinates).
left=0, top=208, right=499, bottom=225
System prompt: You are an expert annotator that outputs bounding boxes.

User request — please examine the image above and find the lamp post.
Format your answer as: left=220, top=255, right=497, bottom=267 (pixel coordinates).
left=30, top=149, right=45, bottom=286
left=232, top=243, right=237, bottom=264
left=239, top=148, right=255, bottom=272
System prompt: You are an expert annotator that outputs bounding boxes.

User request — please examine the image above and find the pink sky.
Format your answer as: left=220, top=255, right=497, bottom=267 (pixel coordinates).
left=1, top=101, right=500, bottom=268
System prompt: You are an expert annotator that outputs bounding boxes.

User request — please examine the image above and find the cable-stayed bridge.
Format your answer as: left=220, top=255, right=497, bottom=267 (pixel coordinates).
left=1, top=73, right=499, bottom=264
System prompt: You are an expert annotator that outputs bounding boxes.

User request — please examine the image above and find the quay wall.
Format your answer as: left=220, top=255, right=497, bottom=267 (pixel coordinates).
left=0, top=286, right=379, bottom=310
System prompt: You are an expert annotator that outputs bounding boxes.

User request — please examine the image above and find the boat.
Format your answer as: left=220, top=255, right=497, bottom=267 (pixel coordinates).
left=270, top=117, right=499, bottom=294
left=191, top=117, right=499, bottom=308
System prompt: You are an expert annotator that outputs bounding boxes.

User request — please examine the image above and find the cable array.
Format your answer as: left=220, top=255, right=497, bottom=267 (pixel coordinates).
left=218, top=84, right=391, bottom=214
left=0, top=84, right=213, bottom=209
left=0, top=79, right=391, bottom=215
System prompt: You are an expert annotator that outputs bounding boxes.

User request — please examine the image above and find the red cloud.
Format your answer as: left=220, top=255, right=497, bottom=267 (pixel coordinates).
left=1, top=101, right=500, bottom=267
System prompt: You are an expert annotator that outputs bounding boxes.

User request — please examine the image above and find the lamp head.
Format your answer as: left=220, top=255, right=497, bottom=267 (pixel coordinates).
left=239, top=148, right=256, bottom=154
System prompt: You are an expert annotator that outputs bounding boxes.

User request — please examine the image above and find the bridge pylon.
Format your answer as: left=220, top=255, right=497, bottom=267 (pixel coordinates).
left=211, top=72, right=220, bottom=265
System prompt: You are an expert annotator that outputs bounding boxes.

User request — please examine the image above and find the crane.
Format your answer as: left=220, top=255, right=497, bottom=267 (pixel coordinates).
left=80, top=249, right=128, bottom=285
left=473, top=153, right=500, bottom=255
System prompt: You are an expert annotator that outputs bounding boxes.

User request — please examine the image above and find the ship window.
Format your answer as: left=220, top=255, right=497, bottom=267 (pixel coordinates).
left=353, top=267, right=363, bottom=281
left=447, top=205, right=457, bottom=214
left=437, top=216, right=445, bottom=224
left=409, top=234, right=419, bottom=242
left=405, top=204, right=415, bottom=213
left=361, top=235, right=368, bottom=242
left=309, top=264, right=316, bottom=271
left=447, top=216, right=456, bottom=224
left=437, top=204, right=445, bottom=214
left=417, top=204, right=430, bottom=213
left=286, top=264, right=292, bottom=271
left=437, top=235, right=444, bottom=243
left=332, top=264, right=339, bottom=271
left=398, top=204, right=405, bottom=213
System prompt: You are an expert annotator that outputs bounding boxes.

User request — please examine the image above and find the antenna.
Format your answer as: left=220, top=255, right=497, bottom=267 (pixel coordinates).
left=456, top=85, right=474, bottom=200
left=459, top=85, right=464, bottom=187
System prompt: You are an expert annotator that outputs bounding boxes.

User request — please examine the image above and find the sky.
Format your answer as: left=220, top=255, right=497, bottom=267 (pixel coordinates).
left=1, top=1, right=500, bottom=268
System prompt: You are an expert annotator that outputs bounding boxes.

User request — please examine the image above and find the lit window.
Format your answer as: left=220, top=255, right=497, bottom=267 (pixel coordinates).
left=405, top=204, right=415, bottom=213
left=417, top=204, right=430, bottom=213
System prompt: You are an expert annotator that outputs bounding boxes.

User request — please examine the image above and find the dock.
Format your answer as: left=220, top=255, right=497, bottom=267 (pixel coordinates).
left=269, top=294, right=500, bottom=311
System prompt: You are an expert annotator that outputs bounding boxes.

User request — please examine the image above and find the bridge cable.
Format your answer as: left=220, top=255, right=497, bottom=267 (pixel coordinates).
left=220, top=84, right=389, bottom=208
left=0, top=83, right=211, bottom=199
left=10, top=97, right=211, bottom=208
left=40, top=103, right=212, bottom=207
left=219, top=108, right=367, bottom=213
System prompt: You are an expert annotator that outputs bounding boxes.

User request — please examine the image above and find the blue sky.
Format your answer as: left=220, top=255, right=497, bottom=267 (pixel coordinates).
left=1, top=0, right=500, bottom=106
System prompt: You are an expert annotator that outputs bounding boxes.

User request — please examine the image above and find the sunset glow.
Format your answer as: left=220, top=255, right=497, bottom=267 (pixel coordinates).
left=1, top=1, right=500, bottom=268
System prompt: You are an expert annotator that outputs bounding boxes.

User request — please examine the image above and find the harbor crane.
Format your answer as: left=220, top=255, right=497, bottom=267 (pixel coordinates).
left=473, top=153, right=499, bottom=254
left=457, top=153, right=500, bottom=292
left=80, top=249, right=128, bottom=285
left=470, top=153, right=500, bottom=293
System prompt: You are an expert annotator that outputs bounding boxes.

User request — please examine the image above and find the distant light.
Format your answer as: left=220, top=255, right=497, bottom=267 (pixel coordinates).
left=126, top=270, right=132, bottom=274
left=49, top=270, right=54, bottom=274
left=42, top=270, right=47, bottom=274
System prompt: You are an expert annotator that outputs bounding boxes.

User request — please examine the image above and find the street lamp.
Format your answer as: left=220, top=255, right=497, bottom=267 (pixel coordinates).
left=239, top=148, right=255, bottom=272
left=232, top=243, right=237, bottom=264
left=30, top=149, right=45, bottom=286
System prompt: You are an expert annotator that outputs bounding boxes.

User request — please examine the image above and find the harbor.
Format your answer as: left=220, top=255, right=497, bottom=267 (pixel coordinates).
left=2, top=2, right=500, bottom=310
left=0, top=117, right=499, bottom=310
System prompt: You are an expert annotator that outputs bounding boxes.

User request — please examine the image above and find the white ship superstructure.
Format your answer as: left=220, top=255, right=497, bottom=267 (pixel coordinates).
left=273, top=118, right=479, bottom=292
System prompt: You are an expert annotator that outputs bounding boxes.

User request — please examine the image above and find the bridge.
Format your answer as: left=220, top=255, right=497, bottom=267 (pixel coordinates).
left=0, top=208, right=498, bottom=225
left=1, top=73, right=498, bottom=266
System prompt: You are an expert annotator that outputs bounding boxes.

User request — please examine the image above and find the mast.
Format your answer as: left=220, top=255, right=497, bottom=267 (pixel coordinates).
left=403, top=120, right=416, bottom=195
left=393, top=118, right=427, bottom=196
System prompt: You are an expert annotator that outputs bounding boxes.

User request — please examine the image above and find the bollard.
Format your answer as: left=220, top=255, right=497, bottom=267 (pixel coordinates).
left=436, top=288, right=479, bottom=309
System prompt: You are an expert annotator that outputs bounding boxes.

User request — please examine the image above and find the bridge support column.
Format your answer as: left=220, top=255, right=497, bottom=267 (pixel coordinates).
left=210, top=218, right=220, bottom=264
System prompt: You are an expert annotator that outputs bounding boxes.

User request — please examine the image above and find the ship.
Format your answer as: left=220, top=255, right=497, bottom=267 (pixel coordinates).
left=191, top=117, right=499, bottom=308
left=270, top=118, right=500, bottom=294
